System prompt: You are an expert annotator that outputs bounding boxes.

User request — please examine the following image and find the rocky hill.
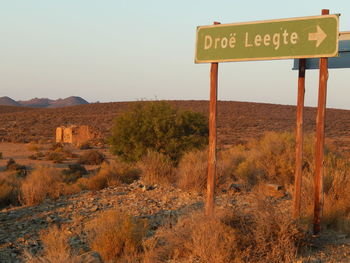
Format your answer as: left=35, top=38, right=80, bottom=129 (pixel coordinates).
left=0, top=96, right=21, bottom=107
left=49, top=96, right=89, bottom=108
left=0, top=96, right=89, bottom=108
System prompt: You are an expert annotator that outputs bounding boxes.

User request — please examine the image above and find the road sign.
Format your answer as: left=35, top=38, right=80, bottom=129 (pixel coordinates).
left=195, top=15, right=339, bottom=63
left=293, top=32, right=350, bottom=69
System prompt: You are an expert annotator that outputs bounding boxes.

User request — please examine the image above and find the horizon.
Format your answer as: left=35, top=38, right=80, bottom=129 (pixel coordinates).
left=3, top=95, right=350, bottom=111
left=1, top=1, right=350, bottom=109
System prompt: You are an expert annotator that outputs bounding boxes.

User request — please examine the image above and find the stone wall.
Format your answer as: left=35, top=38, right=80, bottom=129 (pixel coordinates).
left=55, top=125, right=98, bottom=145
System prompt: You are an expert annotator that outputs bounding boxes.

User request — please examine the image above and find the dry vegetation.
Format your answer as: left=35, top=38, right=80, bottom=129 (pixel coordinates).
left=138, top=151, right=175, bottom=186
left=2, top=101, right=350, bottom=153
left=144, top=201, right=307, bottom=263
left=23, top=201, right=308, bottom=263
left=86, top=210, right=147, bottom=262
left=24, top=225, right=96, bottom=263
left=20, top=167, right=64, bottom=206
left=77, top=160, right=140, bottom=191
left=2, top=101, right=350, bottom=262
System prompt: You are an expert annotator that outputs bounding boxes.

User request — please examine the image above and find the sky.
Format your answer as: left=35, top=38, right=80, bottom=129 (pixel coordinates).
left=1, top=0, right=350, bottom=109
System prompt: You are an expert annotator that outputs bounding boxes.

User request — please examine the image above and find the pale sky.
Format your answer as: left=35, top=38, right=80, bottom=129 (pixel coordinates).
left=1, top=1, right=350, bottom=109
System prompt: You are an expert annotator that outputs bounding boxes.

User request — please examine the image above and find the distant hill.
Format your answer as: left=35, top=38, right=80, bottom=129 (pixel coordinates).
left=49, top=96, right=89, bottom=108
left=0, top=96, right=89, bottom=108
left=19, top=98, right=53, bottom=108
left=0, top=96, right=21, bottom=107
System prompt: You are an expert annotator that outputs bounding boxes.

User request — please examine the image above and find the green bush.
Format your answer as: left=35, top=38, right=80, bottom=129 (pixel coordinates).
left=110, top=101, right=208, bottom=163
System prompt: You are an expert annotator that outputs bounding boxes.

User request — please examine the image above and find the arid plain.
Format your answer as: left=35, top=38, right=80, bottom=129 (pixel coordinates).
left=1, top=101, right=350, bottom=263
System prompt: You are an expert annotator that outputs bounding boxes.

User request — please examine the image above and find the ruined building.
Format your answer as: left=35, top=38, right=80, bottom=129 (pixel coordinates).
left=55, top=125, right=98, bottom=146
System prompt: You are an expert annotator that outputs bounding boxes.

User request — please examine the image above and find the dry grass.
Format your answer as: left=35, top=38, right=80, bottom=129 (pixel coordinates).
left=138, top=151, right=175, bottom=186
left=24, top=225, right=96, bottom=263
left=20, top=166, right=64, bottom=206
left=177, top=148, right=231, bottom=192
left=144, top=198, right=307, bottom=263
left=45, top=151, right=65, bottom=163
left=61, top=164, right=88, bottom=184
left=77, top=160, right=140, bottom=191
left=246, top=132, right=296, bottom=185
left=86, top=210, right=147, bottom=262
left=78, top=150, right=105, bottom=165
left=0, top=173, right=22, bottom=207
left=177, top=132, right=300, bottom=193
left=143, top=211, right=237, bottom=263
left=177, top=149, right=208, bottom=192
left=295, top=154, right=350, bottom=234
left=322, top=157, right=350, bottom=233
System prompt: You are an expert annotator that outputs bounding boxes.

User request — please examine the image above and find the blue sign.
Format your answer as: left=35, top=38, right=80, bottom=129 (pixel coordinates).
left=293, top=40, right=350, bottom=69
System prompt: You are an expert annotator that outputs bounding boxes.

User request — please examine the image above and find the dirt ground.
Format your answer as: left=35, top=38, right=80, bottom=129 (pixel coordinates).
left=0, top=142, right=111, bottom=174
left=2, top=101, right=350, bottom=154
left=1, top=102, right=350, bottom=262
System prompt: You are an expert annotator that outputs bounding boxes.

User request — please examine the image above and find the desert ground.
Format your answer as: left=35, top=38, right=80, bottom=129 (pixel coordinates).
left=1, top=101, right=350, bottom=263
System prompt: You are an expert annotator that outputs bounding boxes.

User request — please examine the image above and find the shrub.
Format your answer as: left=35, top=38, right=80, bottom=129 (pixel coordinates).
left=61, top=164, right=88, bottom=184
left=0, top=174, right=22, bottom=207
left=215, top=132, right=316, bottom=188
left=61, top=147, right=77, bottom=158
left=79, top=142, right=92, bottom=150
left=145, top=200, right=307, bottom=263
left=177, top=149, right=229, bottom=192
left=110, top=101, right=208, bottom=163
left=50, top=142, right=64, bottom=151
left=79, top=150, right=105, bottom=165
left=323, top=158, right=350, bottom=234
left=24, top=225, right=85, bottom=263
left=6, top=158, right=26, bottom=177
left=0, top=152, right=3, bottom=159
left=79, top=160, right=140, bottom=191
left=28, top=151, right=45, bottom=160
left=86, top=210, right=147, bottom=262
left=297, top=154, right=350, bottom=234
left=46, top=151, right=65, bottom=163
left=247, top=132, right=296, bottom=185
left=20, top=166, right=64, bottom=206
left=218, top=145, right=260, bottom=189
left=177, top=149, right=208, bottom=192
left=138, top=151, right=175, bottom=185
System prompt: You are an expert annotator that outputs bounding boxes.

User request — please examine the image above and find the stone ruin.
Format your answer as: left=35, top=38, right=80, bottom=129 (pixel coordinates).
left=56, top=125, right=98, bottom=146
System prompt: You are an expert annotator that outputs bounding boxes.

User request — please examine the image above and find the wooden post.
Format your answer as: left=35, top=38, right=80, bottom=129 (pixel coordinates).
left=313, top=9, right=329, bottom=235
left=206, top=22, right=220, bottom=217
left=293, top=58, right=306, bottom=219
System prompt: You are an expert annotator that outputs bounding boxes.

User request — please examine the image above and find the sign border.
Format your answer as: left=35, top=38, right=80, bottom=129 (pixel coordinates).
left=195, top=14, right=339, bottom=63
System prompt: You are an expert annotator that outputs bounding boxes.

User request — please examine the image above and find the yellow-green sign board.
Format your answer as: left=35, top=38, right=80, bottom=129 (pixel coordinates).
left=195, top=15, right=339, bottom=63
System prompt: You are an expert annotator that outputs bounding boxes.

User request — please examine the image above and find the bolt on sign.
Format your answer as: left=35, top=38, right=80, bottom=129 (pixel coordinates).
left=195, top=15, right=339, bottom=63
